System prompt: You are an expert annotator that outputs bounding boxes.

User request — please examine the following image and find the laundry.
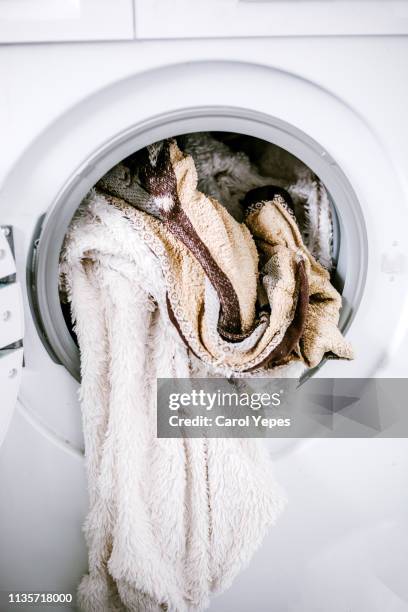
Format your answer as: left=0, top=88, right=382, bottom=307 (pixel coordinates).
left=59, top=137, right=353, bottom=611
left=60, top=193, right=286, bottom=612
left=180, top=132, right=334, bottom=271
left=96, top=139, right=352, bottom=372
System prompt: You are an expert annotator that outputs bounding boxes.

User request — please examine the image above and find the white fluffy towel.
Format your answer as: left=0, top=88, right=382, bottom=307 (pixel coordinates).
left=60, top=193, right=286, bottom=612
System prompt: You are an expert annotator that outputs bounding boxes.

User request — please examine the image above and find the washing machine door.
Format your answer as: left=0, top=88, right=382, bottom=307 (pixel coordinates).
left=0, top=226, right=24, bottom=448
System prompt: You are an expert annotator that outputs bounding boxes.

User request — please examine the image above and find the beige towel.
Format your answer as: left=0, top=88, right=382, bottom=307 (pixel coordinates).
left=98, top=140, right=353, bottom=373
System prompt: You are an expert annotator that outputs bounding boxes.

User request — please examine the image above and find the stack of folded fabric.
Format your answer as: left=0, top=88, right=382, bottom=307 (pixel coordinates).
left=60, top=137, right=352, bottom=611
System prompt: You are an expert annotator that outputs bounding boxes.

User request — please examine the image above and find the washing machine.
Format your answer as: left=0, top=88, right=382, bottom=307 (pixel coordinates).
left=1, top=1, right=408, bottom=610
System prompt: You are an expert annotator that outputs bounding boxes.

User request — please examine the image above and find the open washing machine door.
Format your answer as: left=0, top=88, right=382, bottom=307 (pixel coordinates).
left=0, top=226, right=24, bottom=448
left=1, top=59, right=408, bottom=609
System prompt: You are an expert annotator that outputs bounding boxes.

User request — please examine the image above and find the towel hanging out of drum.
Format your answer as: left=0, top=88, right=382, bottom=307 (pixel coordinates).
left=59, top=136, right=352, bottom=612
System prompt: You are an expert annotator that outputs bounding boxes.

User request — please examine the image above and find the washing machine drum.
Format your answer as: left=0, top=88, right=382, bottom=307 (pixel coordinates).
left=29, top=128, right=359, bottom=381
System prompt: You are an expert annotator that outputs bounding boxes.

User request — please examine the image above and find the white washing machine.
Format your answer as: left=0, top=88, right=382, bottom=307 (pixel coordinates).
left=1, top=2, right=408, bottom=610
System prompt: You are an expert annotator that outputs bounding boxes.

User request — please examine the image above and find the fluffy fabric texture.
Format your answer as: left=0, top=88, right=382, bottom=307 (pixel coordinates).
left=60, top=136, right=352, bottom=611
left=180, top=133, right=334, bottom=271
left=60, top=194, right=286, bottom=612
left=97, top=140, right=352, bottom=372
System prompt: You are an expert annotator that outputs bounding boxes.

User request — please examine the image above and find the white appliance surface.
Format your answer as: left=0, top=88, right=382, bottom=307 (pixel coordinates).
left=0, top=16, right=407, bottom=612
left=1, top=0, right=408, bottom=42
